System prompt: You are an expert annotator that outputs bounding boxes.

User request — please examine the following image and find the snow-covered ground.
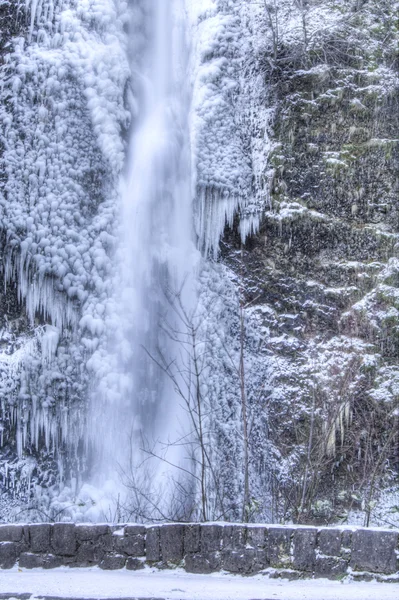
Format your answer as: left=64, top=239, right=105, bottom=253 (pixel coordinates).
left=1, top=567, right=399, bottom=600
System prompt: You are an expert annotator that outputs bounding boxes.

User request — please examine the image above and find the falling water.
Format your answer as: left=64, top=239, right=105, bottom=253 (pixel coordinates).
left=87, top=0, right=199, bottom=519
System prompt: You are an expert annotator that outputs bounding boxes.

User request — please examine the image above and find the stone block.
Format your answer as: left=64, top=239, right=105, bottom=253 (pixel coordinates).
left=74, top=542, right=105, bottom=566
left=351, top=571, right=375, bottom=582
left=19, top=553, right=44, bottom=569
left=98, top=533, right=114, bottom=552
left=184, top=525, right=200, bottom=553
left=376, top=574, right=399, bottom=584
left=22, top=525, right=30, bottom=542
left=341, top=547, right=351, bottom=560
left=30, top=524, right=51, bottom=553
left=75, top=524, right=109, bottom=541
left=222, top=548, right=262, bottom=574
left=0, top=542, right=19, bottom=569
left=126, top=557, right=145, bottom=570
left=342, top=530, right=352, bottom=548
left=146, top=526, right=160, bottom=562
left=99, top=553, right=126, bottom=570
left=254, top=548, right=269, bottom=570
left=160, top=524, right=184, bottom=563
left=314, top=556, right=348, bottom=579
left=351, top=530, right=398, bottom=574
left=125, top=525, right=146, bottom=537
left=185, top=551, right=221, bottom=574
left=223, top=526, right=246, bottom=550
left=0, top=595, right=31, bottom=600
left=269, top=569, right=303, bottom=581
left=318, top=529, right=342, bottom=557
left=19, top=552, right=63, bottom=569
left=268, top=527, right=293, bottom=568
left=0, top=525, right=23, bottom=543
left=41, top=554, right=64, bottom=569
left=115, top=527, right=145, bottom=556
left=201, top=525, right=223, bottom=552
left=247, top=526, right=266, bottom=549
left=292, top=528, right=317, bottom=571
left=116, top=534, right=145, bottom=556
left=52, top=523, right=76, bottom=556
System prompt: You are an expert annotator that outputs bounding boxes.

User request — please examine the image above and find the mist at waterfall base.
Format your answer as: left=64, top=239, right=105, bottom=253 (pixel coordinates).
left=83, top=1, right=200, bottom=522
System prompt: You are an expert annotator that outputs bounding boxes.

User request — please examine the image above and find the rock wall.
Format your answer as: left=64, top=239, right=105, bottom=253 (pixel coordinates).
left=220, top=0, right=399, bottom=525
left=0, top=523, right=398, bottom=581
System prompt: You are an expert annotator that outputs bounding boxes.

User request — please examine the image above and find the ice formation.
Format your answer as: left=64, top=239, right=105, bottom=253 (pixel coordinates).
left=0, top=0, right=130, bottom=479
left=0, top=0, right=269, bottom=518
left=189, top=1, right=253, bottom=254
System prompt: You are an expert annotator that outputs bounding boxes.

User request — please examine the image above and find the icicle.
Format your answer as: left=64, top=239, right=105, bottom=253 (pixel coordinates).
left=195, top=186, right=261, bottom=257
left=3, top=249, right=79, bottom=332
left=326, top=401, right=351, bottom=457
left=26, top=0, right=60, bottom=41
left=326, top=421, right=336, bottom=457
left=39, top=325, right=60, bottom=365
left=26, top=0, right=42, bottom=42
left=239, top=211, right=261, bottom=245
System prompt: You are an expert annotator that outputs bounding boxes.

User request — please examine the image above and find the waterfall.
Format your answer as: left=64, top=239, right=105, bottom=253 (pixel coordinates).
left=86, top=0, right=199, bottom=520
left=0, top=0, right=260, bottom=522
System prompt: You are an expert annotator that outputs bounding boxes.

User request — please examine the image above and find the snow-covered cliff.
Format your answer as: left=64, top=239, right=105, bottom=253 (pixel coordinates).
left=0, top=0, right=398, bottom=527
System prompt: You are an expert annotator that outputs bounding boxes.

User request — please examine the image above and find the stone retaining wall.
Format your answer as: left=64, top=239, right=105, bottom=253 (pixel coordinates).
left=0, top=523, right=398, bottom=581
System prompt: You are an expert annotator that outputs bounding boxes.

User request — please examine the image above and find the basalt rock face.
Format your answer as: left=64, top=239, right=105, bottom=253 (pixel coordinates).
left=221, top=0, right=399, bottom=523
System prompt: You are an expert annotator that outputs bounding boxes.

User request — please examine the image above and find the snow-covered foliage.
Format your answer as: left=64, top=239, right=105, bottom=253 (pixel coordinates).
left=209, top=0, right=399, bottom=525
left=183, top=260, right=273, bottom=521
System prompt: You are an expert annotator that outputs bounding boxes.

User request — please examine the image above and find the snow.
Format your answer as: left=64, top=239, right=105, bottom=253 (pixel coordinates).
left=2, top=567, right=399, bottom=600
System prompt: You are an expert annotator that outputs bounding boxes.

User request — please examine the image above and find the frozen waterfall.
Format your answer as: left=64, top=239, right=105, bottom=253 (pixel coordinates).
left=86, top=0, right=199, bottom=520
